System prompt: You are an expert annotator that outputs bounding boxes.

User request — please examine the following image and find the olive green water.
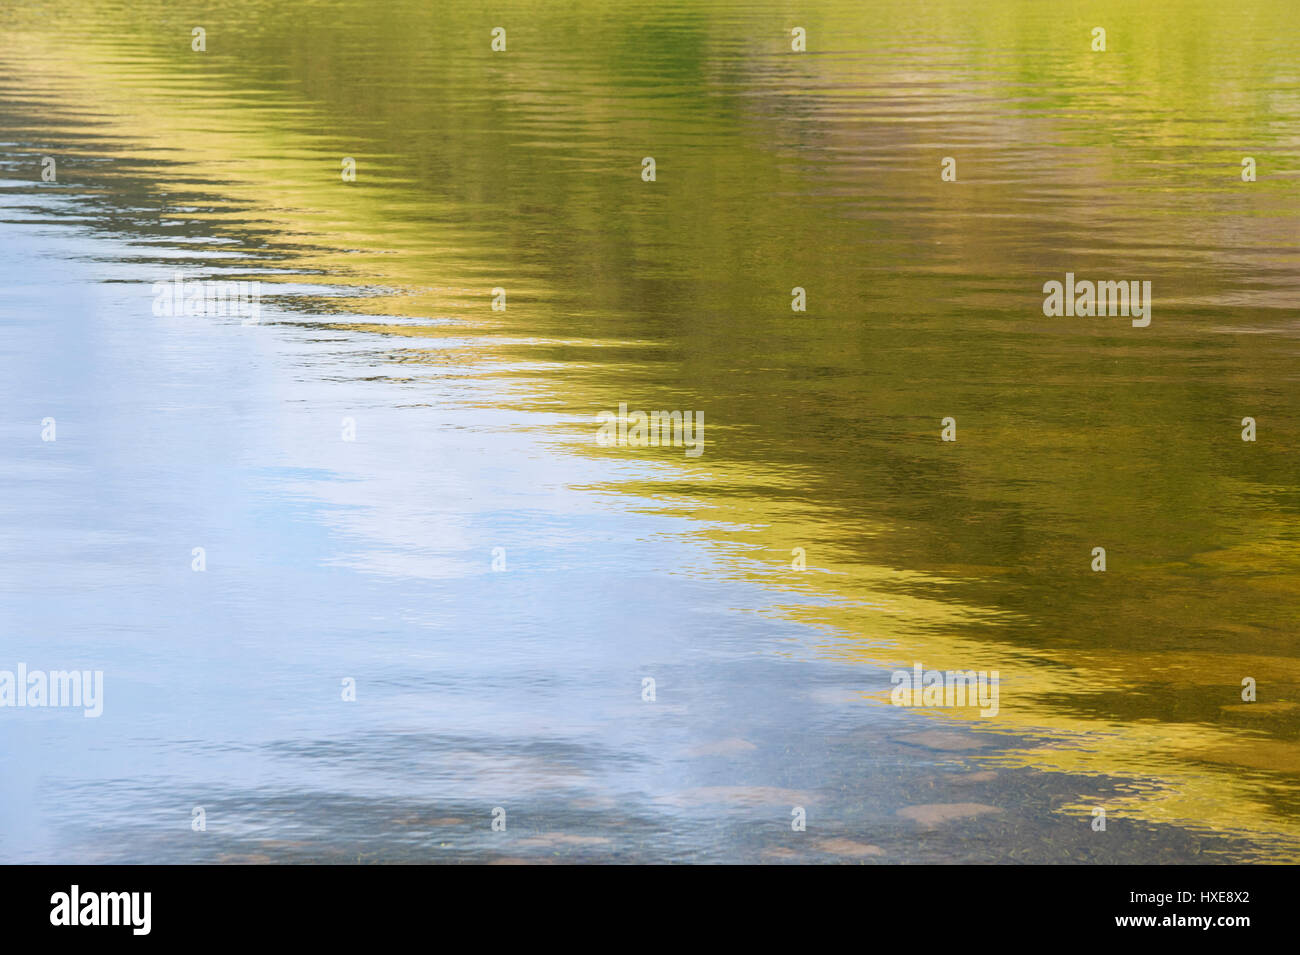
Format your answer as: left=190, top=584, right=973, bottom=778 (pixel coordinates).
left=0, top=0, right=1297, bottom=863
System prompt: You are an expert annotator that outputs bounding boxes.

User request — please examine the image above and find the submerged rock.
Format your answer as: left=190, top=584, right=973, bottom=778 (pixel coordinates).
left=814, top=838, right=886, bottom=858
left=896, top=803, right=1003, bottom=826
left=893, top=731, right=991, bottom=752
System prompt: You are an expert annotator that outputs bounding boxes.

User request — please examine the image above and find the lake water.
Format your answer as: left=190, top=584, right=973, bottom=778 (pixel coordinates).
left=1, top=0, right=1298, bottom=863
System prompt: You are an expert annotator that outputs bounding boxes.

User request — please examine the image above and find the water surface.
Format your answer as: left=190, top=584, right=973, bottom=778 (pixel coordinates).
left=1, top=0, right=1298, bottom=863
